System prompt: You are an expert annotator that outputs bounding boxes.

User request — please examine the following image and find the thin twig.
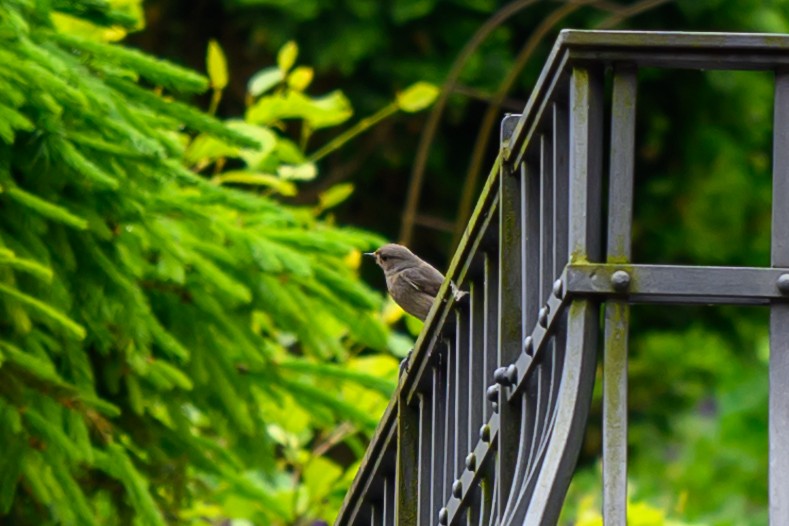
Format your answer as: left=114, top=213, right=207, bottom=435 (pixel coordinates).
left=399, top=0, right=542, bottom=246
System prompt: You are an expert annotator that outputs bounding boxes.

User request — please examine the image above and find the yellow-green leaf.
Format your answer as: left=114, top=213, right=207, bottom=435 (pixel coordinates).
left=277, top=41, right=298, bottom=73
left=287, top=66, right=314, bottom=91
left=207, top=39, right=228, bottom=90
left=248, top=67, right=283, bottom=97
left=318, top=183, right=354, bottom=210
left=211, top=171, right=297, bottom=196
left=225, top=120, right=278, bottom=167
left=184, top=133, right=238, bottom=164
left=396, top=81, right=440, bottom=112
left=277, top=163, right=317, bottom=181
left=246, top=90, right=352, bottom=129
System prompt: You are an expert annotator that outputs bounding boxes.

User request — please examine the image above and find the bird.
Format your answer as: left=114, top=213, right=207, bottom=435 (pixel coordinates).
left=365, top=243, right=465, bottom=321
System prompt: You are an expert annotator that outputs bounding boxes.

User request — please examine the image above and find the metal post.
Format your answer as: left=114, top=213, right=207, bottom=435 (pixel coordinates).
left=603, top=63, right=637, bottom=526
left=770, top=68, right=789, bottom=526
left=396, top=393, right=418, bottom=525
left=525, top=65, right=603, bottom=524
left=497, top=113, right=524, bottom=522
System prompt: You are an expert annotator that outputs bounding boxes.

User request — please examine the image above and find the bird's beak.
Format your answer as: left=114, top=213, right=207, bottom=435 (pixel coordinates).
left=363, top=252, right=376, bottom=258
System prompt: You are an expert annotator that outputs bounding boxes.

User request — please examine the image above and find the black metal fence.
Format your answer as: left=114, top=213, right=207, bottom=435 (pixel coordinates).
left=335, top=30, right=789, bottom=525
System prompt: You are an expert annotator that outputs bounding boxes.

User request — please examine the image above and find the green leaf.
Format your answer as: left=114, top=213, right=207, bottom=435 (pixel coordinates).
left=318, top=183, right=354, bottom=210
left=0, top=341, right=70, bottom=387
left=0, top=249, right=53, bottom=282
left=207, top=39, right=228, bottom=90
left=278, top=359, right=395, bottom=395
left=0, top=283, right=86, bottom=339
left=23, top=409, right=83, bottom=462
left=225, top=121, right=278, bottom=167
left=277, top=163, right=317, bottom=181
left=248, top=66, right=283, bottom=97
left=184, top=133, right=238, bottom=164
left=212, top=171, right=297, bottom=196
left=4, top=187, right=88, bottom=230
left=287, top=66, right=314, bottom=91
left=0, top=435, right=25, bottom=514
left=277, top=41, right=298, bottom=73
left=246, top=90, right=352, bottom=129
left=303, top=457, right=343, bottom=503
left=396, top=81, right=439, bottom=112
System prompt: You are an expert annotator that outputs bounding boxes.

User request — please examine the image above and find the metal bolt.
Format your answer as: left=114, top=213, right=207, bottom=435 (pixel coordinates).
left=465, top=452, right=477, bottom=471
left=506, top=364, right=518, bottom=385
left=553, top=279, right=563, bottom=298
left=494, top=366, right=510, bottom=386
left=611, top=270, right=631, bottom=292
left=778, top=273, right=789, bottom=294
left=538, top=306, right=549, bottom=327
left=480, top=424, right=491, bottom=442
left=486, top=384, right=499, bottom=402
left=439, top=507, right=449, bottom=525
left=524, top=336, right=534, bottom=356
left=452, top=479, right=463, bottom=498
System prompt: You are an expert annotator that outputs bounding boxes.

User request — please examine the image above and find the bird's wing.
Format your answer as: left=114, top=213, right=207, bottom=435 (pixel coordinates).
left=399, top=265, right=445, bottom=297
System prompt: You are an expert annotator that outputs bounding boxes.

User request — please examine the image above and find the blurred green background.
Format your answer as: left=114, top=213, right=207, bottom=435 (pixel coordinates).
left=0, top=0, right=786, bottom=524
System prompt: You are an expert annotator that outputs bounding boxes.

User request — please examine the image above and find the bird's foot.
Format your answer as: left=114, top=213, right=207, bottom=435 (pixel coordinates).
left=399, top=349, right=413, bottom=377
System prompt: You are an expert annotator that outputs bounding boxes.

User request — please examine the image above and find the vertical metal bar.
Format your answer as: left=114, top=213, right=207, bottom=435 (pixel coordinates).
left=522, top=156, right=541, bottom=453
left=532, top=132, right=555, bottom=453
left=498, top=114, right=523, bottom=521
left=417, top=393, right=433, bottom=525
left=530, top=131, right=556, bottom=475
left=469, top=280, right=486, bottom=451
left=770, top=68, right=789, bottom=526
left=396, top=395, right=419, bottom=525
left=603, top=63, right=637, bottom=526
left=456, top=309, right=470, bottom=483
left=541, top=133, right=555, bottom=304
left=431, top=359, right=446, bottom=524
left=384, top=476, right=394, bottom=526
left=568, top=69, right=603, bottom=264
left=553, top=102, right=570, bottom=273
left=502, top=157, right=542, bottom=521
left=484, top=251, right=499, bottom=423
left=444, top=339, right=456, bottom=504
left=523, top=159, right=541, bottom=338
left=526, top=65, right=603, bottom=524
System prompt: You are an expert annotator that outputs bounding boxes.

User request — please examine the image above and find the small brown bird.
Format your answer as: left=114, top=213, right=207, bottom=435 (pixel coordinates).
left=366, top=243, right=464, bottom=321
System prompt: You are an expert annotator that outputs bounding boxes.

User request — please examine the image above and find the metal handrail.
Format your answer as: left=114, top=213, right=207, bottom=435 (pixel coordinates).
left=336, top=29, right=789, bottom=526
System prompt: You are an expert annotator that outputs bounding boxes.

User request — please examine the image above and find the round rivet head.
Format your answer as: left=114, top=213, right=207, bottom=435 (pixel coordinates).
left=494, top=366, right=510, bottom=386
left=524, top=336, right=534, bottom=356
left=778, top=273, right=789, bottom=294
left=465, top=452, right=477, bottom=471
left=538, top=306, right=549, bottom=327
left=506, top=364, right=518, bottom=385
left=479, top=424, right=491, bottom=442
left=486, top=384, right=500, bottom=402
left=553, top=279, right=563, bottom=298
left=439, top=507, right=449, bottom=525
left=611, top=270, right=631, bottom=292
left=452, top=479, right=463, bottom=498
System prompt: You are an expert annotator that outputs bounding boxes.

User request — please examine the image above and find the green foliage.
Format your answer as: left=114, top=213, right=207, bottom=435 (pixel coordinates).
left=0, top=2, right=423, bottom=524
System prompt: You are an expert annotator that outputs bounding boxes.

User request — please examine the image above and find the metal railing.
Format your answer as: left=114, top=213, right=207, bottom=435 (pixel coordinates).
left=335, top=30, right=789, bottom=525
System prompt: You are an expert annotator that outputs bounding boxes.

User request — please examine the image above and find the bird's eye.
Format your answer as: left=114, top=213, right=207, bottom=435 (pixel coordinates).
left=380, top=256, right=388, bottom=261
